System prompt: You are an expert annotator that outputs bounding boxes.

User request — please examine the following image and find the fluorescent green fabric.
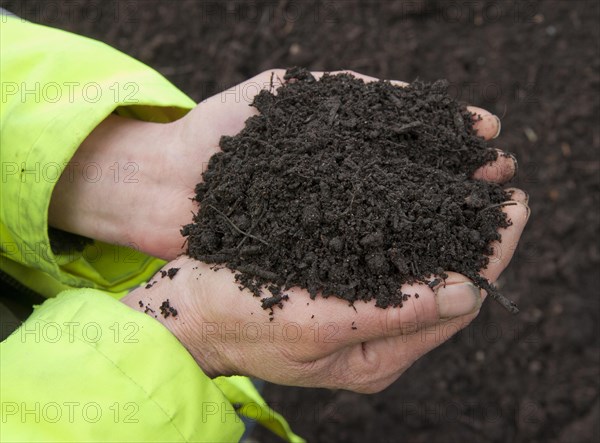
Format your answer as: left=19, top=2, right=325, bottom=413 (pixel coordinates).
left=0, top=16, right=193, bottom=296
left=0, top=17, right=302, bottom=442
left=214, top=377, right=305, bottom=443
left=1, top=290, right=244, bottom=442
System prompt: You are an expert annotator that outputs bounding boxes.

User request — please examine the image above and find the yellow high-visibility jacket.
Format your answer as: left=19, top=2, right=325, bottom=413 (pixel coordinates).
left=0, top=16, right=301, bottom=443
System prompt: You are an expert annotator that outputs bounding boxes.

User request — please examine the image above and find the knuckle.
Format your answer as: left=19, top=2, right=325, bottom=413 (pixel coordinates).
left=343, top=346, right=386, bottom=392
left=383, top=305, right=405, bottom=334
left=384, top=300, right=423, bottom=335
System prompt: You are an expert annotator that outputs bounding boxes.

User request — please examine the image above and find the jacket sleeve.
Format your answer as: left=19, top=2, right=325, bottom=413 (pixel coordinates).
left=0, top=15, right=194, bottom=297
left=0, top=289, right=245, bottom=442
left=0, top=17, right=303, bottom=443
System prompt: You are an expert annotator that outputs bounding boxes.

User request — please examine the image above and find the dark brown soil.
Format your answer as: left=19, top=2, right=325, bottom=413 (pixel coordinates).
left=183, top=69, right=513, bottom=310
left=166, top=267, right=179, bottom=279
left=159, top=299, right=178, bottom=318
left=159, top=267, right=180, bottom=279
left=9, top=1, right=597, bottom=442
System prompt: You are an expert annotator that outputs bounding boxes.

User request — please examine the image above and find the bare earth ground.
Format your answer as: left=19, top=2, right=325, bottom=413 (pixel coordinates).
left=3, top=1, right=598, bottom=442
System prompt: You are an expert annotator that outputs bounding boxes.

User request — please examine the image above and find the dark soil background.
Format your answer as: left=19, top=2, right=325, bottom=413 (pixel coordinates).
left=4, top=1, right=598, bottom=442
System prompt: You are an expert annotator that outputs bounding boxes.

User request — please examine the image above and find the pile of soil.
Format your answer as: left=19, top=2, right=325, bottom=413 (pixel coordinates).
left=183, top=68, right=513, bottom=311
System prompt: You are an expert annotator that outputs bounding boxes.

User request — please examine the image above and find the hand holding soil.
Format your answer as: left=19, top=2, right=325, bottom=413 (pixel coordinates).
left=123, top=220, right=523, bottom=393
left=118, top=69, right=529, bottom=392
left=49, top=69, right=519, bottom=260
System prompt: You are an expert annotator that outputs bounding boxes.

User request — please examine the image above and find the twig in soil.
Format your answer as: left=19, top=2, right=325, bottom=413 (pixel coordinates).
left=207, top=204, right=270, bottom=246
left=410, top=261, right=417, bottom=276
left=471, top=274, right=519, bottom=314
left=236, top=208, right=266, bottom=250
left=488, top=287, right=520, bottom=314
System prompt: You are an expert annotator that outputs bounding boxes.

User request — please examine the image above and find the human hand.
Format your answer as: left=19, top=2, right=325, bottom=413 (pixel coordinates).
left=49, top=70, right=518, bottom=260
left=52, top=69, right=529, bottom=391
left=125, top=71, right=528, bottom=391
left=121, top=187, right=527, bottom=392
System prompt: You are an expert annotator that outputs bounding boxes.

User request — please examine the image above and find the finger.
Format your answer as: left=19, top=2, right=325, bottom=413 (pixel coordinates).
left=467, top=106, right=501, bottom=140
left=472, top=149, right=518, bottom=183
left=482, top=201, right=530, bottom=283
left=286, top=271, right=481, bottom=359
left=505, top=187, right=529, bottom=205
left=194, top=69, right=288, bottom=141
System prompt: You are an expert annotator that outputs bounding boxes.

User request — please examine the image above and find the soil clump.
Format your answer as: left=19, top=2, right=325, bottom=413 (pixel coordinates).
left=184, top=68, right=514, bottom=311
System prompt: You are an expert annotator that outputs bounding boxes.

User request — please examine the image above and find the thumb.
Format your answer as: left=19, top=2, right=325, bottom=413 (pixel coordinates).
left=303, top=272, right=482, bottom=358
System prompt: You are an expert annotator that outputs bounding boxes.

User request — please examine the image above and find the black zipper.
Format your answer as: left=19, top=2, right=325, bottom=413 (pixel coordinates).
left=0, top=268, right=45, bottom=322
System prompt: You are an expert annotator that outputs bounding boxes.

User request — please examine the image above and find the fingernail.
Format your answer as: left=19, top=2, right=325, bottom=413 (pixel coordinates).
left=509, top=153, right=518, bottom=177
left=492, top=115, right=502, bottom=139
left=524, top=202, right=531, bottom=220
left=435, top=282, right=482, bottom=318
left=505, top=188, right=529, bottom=206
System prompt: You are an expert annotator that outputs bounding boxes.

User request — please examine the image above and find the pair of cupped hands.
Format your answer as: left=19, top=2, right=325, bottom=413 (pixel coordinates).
left=49, top=70, right=529, bottom=393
